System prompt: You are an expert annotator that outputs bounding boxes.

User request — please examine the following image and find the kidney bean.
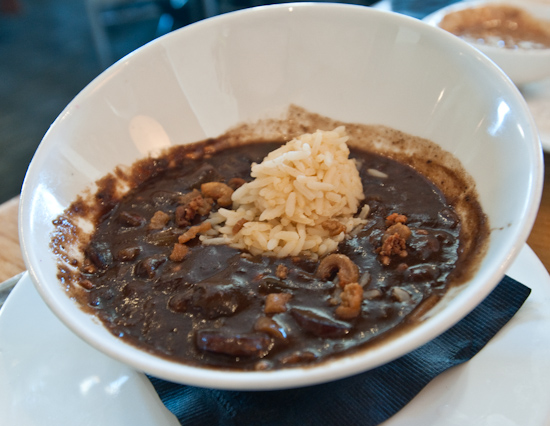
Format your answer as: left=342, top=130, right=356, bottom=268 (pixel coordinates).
left=85, top=241, right=113, bottom=270
left=118, top=211, right=145, bottom=227
left=167, top=288, right=194, bottom=313
left=146, top=228, right=182, bottom=246
left=254, top=316, right=288, bottom=341
left=196, top=330, right=273, bottom=358
left=291, top=307, right=351, bottom=338
left=191, top=283, right=249, bottom=319
left=134, top=255, right=167, bottom=279
left=115, top=246, right=141, bottom=261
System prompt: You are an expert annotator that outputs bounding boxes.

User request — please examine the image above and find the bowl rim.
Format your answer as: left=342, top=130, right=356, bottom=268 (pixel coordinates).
left=18, top=1, right=544, bottom=390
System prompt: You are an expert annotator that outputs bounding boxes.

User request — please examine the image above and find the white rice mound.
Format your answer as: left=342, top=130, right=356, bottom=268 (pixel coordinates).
left=200, top=127, right=368, bottom=257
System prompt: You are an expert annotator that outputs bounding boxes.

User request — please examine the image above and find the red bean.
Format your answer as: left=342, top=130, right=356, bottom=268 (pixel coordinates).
left=85, top=241, right=113, bottom=270
left=134, top=255, right=167, bottom=279
left=118, top=211, right=145, bottom=227
left=291, top=308, right=351, bottom=338
left=115, top=246, right=141, bottom=261
left=196, top=330, right=273, bottom=358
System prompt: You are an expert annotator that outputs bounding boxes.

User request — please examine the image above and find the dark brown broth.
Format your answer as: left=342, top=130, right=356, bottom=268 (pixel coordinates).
left=52, top=106, right=489, bottom=371
left=72, top=141, right=464, bottom=370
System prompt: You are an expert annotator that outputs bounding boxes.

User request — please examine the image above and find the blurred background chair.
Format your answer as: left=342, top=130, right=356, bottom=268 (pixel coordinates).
left=86, top=0, right=378, bottom=69
left=86, top=0, right=162, bottom=69
left=86, top=0, right=223, bottom=69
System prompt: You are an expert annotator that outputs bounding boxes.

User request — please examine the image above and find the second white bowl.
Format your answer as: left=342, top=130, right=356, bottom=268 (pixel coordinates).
left=424, top=0, right=550, bottom=85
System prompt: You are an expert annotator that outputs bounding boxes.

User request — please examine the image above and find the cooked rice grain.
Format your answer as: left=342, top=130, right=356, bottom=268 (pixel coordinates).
left=201, top=127, right=366, bottom=257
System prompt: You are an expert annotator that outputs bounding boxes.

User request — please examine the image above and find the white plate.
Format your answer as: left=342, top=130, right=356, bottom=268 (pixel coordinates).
left=0, top=244, right=549, bottom=426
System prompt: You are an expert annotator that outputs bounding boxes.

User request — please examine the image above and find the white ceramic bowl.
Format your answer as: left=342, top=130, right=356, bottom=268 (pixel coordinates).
left=423, top=0, right=550, bottom=85
left=20, top=3, right=542, bottom=390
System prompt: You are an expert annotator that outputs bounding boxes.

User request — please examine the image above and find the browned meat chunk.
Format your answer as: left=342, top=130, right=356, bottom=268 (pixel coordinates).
left=169, top=243, right=189, bottom=262
left=149, top=210, right=170, bottom=230
left=201, top=182, right=234, bottom=207
left=264, top=292, right=292, bottom=314
left=177, top=188, right=201, bottom=205
left=335, top=283, right=363, bottom=320
left=386, top=212, right=407, bottom=226
left=322, top=219, right=346, bottom=236
left=275, top=264, right=288, bottom=279
left=178, top=222, right=212, bottom=244
left=378, top=234, right=407, bottom=265
left=317, top=253, right=359, bottom=287
left=386, top=222, right=412, bottom=241
left=175, top=190, right=212, bottom=227
left=377, top=214, right=412, bottom=265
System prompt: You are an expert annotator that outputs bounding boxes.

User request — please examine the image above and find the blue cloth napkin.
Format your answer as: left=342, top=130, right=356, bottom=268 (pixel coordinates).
left=391, top=0, right=461, bottom=19
left=148, top=275, right=531, bottom=426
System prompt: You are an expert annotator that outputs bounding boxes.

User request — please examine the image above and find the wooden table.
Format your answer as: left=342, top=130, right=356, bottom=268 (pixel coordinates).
left=1, top=155, right=549, bottom=282
left=0, top=197, right=25, bottom=282
left=527, top=153, right=550, bottom=271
